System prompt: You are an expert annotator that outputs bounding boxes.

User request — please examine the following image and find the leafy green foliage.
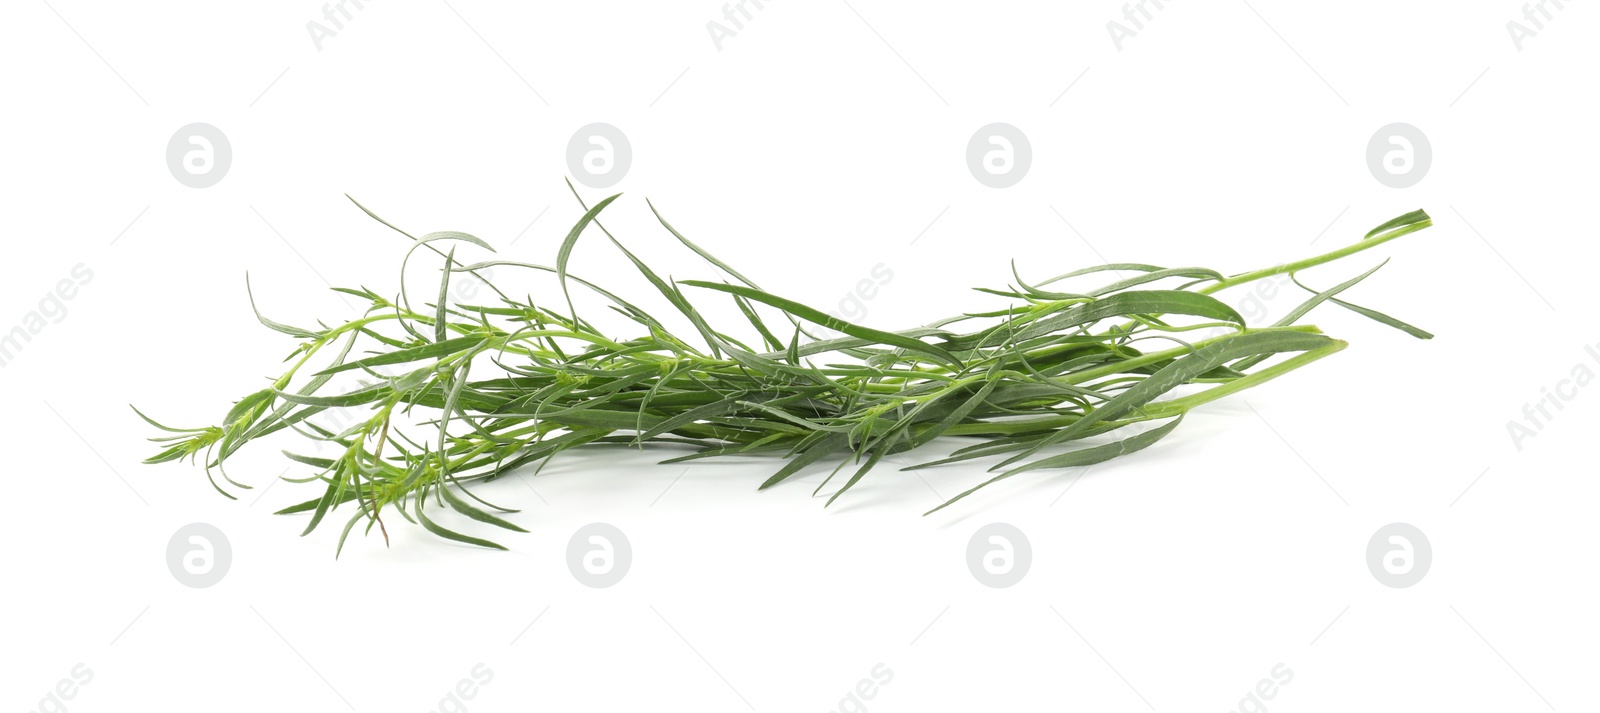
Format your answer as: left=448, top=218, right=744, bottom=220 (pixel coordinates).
left=140, top=196, right=1433, bottom=554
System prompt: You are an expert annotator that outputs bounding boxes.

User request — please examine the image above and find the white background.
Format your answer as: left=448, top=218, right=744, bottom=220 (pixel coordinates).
left=3, top=1, right=1596, bottom=711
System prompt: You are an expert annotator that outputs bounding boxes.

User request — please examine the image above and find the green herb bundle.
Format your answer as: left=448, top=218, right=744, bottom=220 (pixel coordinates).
left=140, top=186, right=1433, bottom=553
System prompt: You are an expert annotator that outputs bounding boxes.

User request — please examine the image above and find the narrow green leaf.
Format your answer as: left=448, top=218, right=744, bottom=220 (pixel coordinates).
left=274, top=382, right=390, bottom=408
left=439, top=480, right=528, bottom=533
left=1327, top=297, right=1433, bottom=339
left=926, top=416, right=1183, bottom=515
left=245, top=275, right=319, bottom=339
left=759, top=433, right=847, bottom=489
left=1364, top=209, right=1430, bottom=239
left=315, top=336, right=485, bottom=376
left=282, top=451, right=337, bottom=469
left=435, top=246, right=456, bottom=344
left=274, top=489, right=358, bottom=515
left=556, top=192, right=623, bottom=326
left=681, top=281, right=962, bottom=367
left=1085, top=267, right=1225, bottom=297
left=415, top=490, right=508, bottom=550
left=958, top=290, right=1242, bottom=350
left=911, top=379, right=998, bottom=446
left=1231, top=262, right=1387, bottom=371
left=824, top=446, right=892, bottom=506
left=300, top=477, right=341, bottom=536
left=996, top=330, right=1334, bottom=469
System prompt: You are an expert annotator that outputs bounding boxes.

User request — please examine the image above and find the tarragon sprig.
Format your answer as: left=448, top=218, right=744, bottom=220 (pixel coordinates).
left=141, top=185, right=1433, bottom=554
